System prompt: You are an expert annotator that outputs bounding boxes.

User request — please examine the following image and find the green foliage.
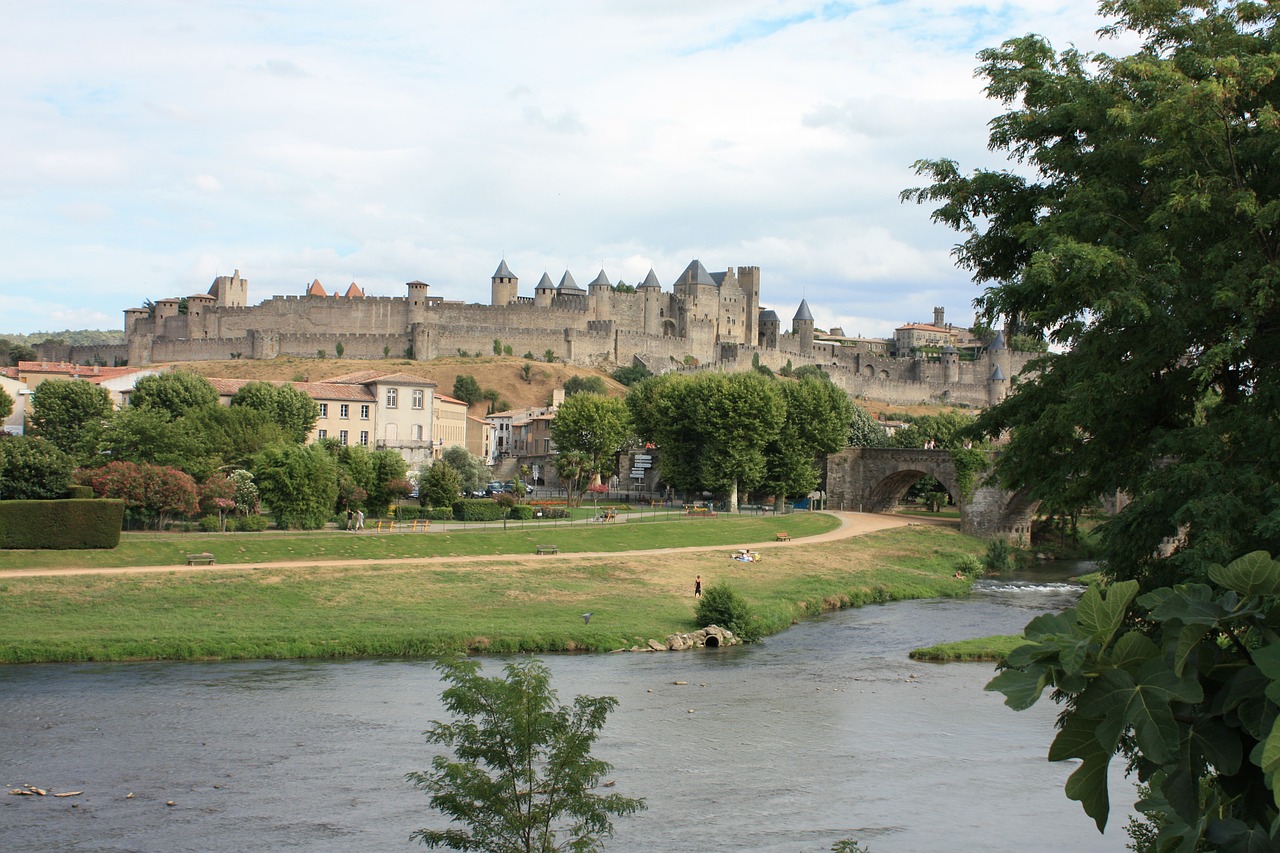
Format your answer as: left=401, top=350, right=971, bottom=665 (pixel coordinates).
left=628, top=371, right=785, bottom=505
left=610, top=363, right=652, bottom=387
left=420, top=460, right=462, bottom=509
left=954, top=553, right=984, bottom=578
left=452, top=375, right=482, bottom=406
left=761, top=376, right=855, bottom=501
left=981, top=537, right=1017, bottom=574
left=0, top=499, right=123, bottom=549
left=949, top=447, right=989, bottom=499
left=0, top=434, right=74, bottom=500
left=0, top=385, right=12, bottom=422
left=519, top=363, right=533, bottom=383
left=129, top=370, right=219, bottom=418
left=181, top=404, right=290, bottom=470
left=450, top=498, right=506, bottom=521
left=779, top=359, right=794, bottom=377
left=253, top=444, right=339, bottom=529
left=230, top=381, right=320, bottom=444
left=550, top=393, right=632, bottom=495
left=791, top=364, right=827, bottom=382
left=335, top=342, right=345, bottom=358
left=847, top=406, right=889, bottom=448
left=885, top=411, right=976, bottom=450
left=544, top=349, right=557, bottom=363
left=28, top=378, right=113, bottom=463
left=989, top=551, right=1280, bottom=848
left=365, top=450, right=409, bottom=517
left=492, top=338, right=502, bottom=355
left=695, top=582, right=761, bottom=642
left=563, top=374, right=607, bottom=396
left=439, top=446, right=489, bottom=497
left=407, top=657, right=644, bottom=852
left=98, top=405, right=220, bottom=480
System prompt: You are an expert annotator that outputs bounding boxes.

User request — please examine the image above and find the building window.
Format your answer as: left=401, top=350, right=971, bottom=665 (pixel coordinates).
left=318, top=403, right=328, bottom=418
left=317, top=429, right=327, bottom=439
left=413, top=424, right=423, bottom=440
left=339, top=430, right=348, bottom=446
left=360, top=404, right=370, bottom=420
left=386, top=388, right=398, bottom=408
left=412, top=389, right=424, bottom=409
left=359, top=430, right=369, bottom=446
left=340, top=404, right=349, bottom=419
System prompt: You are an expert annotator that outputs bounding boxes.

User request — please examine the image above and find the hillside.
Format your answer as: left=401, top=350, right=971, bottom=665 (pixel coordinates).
left=170, top=355, right=628, bottom=415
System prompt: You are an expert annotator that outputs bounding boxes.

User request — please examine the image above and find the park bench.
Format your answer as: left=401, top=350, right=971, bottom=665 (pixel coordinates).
left=186, top=552, right=216, bottom=565
left=536, top=545, right=559, bottom=555
left=774, top=531, right=791, bottom=542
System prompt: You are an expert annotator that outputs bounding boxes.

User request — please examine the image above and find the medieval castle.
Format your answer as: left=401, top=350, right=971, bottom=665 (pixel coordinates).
left=41, top=260, right=1030, bottom=408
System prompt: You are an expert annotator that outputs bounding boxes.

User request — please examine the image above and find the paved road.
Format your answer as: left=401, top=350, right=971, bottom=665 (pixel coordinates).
left=0, top=511, right=916, bottom=579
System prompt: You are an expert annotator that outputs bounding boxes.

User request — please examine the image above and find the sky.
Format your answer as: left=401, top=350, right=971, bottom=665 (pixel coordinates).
left=0, top=1, right=1129, bottom=340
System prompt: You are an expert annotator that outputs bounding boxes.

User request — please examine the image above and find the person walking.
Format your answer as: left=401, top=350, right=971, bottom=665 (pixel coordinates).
left=355, top=509, right=365, bottom=531
left=346, top=508, right=354, bottom=531
left=694, top=575, right=702, bottom=598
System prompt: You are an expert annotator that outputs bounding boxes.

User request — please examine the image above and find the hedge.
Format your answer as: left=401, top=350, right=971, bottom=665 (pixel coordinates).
left=0, top=499, right=125, bottom=549
left=451, top=498, right=506, bottom=521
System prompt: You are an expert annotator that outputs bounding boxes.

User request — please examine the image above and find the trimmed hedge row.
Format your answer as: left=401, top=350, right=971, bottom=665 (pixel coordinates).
left=0, top=499, right=125, bottom=549
left=451, top=498, right=506, bottom=521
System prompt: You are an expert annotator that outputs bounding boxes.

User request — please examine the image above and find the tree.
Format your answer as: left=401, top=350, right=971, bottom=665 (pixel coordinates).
left=562, top=375, right=607, bottom=397
left=99, top=406, right=219, bottom=480
left=609, top=363, right=651, bottom=387
left=452, top=375, right=482, bottom=406
left=904, top=0, right=1280, bottom=843
left=628, top=372, right=784, bottom=511
left=885, top=412, right=976, bottom=450
left=0, top=434, right=73, bottom=500
left=230, top=381, right=319, bottom=444
left=27, top=379, right=114, bottom=463
left=182, top=404, right=290, bottom=471
left=549, top=393, right=632, bottom=489
left=761, top=376, right=854, bottom=504
left=77, top=461, right=199, bottom=528
left=407, top=657, right=645, bottom=852
left=0, top=385, right=12, bottom=424
left=847, top=406, right=888, bottom=448
left=198, top=474, right=238, bottom=530
left=253, top=444, right=338, bottom=529
left=129, top=370, right=219, bottom=418
left=555, top=451, right=592, bottom=508
left=419, top=460, right=462, bottom=509
left=440, top=445, right=489, bottom=497
left=365, top=448, right=409, bottom=516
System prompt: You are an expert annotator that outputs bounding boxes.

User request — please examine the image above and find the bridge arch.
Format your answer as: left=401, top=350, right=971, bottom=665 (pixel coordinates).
left=826, top=447, right=1036, bottom=542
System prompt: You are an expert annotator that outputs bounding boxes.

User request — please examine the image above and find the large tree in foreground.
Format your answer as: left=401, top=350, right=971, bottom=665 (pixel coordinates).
left=905, top=0, right=1280, bottom=846
left=407, top=657, right=645, bottom=852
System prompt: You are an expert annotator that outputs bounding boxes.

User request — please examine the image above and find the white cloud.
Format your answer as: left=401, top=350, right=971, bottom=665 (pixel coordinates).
left=0, top=0, right=1123, bottom=336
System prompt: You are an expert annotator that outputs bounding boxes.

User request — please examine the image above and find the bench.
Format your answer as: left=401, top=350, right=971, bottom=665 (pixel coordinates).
left=774, top=532, right=791, bottom=542
left=536, top=545, right=559, bottom=555
left=186, top=552, right=216, bottom=565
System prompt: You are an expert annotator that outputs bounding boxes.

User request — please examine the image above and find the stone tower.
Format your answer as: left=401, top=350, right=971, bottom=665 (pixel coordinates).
left=792, top=299, right=815, bottom=352
left=588, top=269, right=612, bottom=321
left=491, top=260, right=518, bottom=306
left=639, top=268, right=663, bottom=335
left=534, top=272, right=555, bottom=309
left=208, top=269, right=248, bottom=308
left=758, top=309, right=780, bottom=349
left=933, top=306, right=945, bottom=328
left=738, top=266, right=760, bottom=347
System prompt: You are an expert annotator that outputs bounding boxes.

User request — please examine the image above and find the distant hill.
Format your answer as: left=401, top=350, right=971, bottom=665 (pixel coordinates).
left=0, top=329, right=125, bottom=347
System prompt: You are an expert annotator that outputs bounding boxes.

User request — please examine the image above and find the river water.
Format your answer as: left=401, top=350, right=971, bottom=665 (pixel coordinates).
left=0, top=578, right=1133, bottom=852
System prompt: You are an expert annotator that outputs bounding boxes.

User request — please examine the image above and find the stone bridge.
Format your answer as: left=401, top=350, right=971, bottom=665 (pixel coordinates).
left=825, top=447, right=1036, bottom=542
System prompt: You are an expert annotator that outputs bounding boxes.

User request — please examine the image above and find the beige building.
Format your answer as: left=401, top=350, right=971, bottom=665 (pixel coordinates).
left=432, top=393, right=469, bottom=459
left=0, top=369, right=27, bottom=435
left=205, top=371, right=438, bottom=466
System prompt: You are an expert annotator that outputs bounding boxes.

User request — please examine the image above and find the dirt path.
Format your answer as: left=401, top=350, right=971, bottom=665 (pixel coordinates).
left=0, top=512, right=915, bottom=579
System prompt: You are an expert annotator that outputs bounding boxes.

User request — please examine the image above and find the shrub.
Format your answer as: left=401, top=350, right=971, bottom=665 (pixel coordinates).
left=0, top=499, right=124, bottom=549
left=982, top=537, right=1017, bottom=573
left=509, top=504, right=534, bottom=520
left=236, top=513, right=269, bottom=532
left=426, top=506, right=454, bottom=521
left=198, top=515, right=223, bottom=532
left=955, top=553, right=984, bottom=578
left=451, top=498, right=506, bottom=521
left=536, top=506, right=571, bottom=519
left=695, top=582, right=761, bottom=642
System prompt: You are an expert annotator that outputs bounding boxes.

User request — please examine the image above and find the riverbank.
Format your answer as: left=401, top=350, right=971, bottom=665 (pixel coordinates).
left=0, top=516, right=984, bottom=663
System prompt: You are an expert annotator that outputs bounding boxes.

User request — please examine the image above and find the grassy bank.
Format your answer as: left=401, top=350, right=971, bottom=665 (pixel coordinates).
left=0, top=513, right=836, bottom=571
left=908, top=635, right=1025, bottom=663
left=0, top=522, right=984, bottom=664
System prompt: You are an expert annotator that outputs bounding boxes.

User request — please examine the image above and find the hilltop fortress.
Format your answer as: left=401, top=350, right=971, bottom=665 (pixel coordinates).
left=43, top=260, right=1031, bottom=408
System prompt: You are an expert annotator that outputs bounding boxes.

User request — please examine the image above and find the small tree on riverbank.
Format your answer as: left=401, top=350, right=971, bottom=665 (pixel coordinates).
left=408, top=657, right=645, bottom=852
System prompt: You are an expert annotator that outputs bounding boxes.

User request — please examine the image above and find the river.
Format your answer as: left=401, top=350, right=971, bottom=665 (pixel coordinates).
left=0, top=578, right=1133, bottom=852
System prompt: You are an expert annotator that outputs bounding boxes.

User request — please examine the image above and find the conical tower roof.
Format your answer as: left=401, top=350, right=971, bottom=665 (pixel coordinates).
left=493, top=260, right=515, bottom=279
left=536, top=272, right=555, bottom=290
left=639, top=269, right=661, bottom=289
left=680, top=259, right=716, bottom=286
left=793, top=299, right=814, bottom=322
left=589, top=269, right=611, bottom=287
left=988, top=330, right=1006, bottom=351
left=557, top=271, right=584, bottom=292
left=307, top=279, right=327, bottom=297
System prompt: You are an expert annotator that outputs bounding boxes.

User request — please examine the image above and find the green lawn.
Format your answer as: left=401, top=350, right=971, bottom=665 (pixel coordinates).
left=908, top=634, right=1025, bottom=662
left=0, top=520, right=986, bottom=664
left=0, top=513, right=838, bottom=570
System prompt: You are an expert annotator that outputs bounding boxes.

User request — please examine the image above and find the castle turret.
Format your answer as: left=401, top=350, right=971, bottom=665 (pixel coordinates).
left=986, top=329, right=1012, bottom=392
left=792, top=299, right=814, bottom=352
left=534, top=272, right=555, bottom=309
left=989, top=364, right=1008, bottom=405
left=933, top=306, right=945, bottom=328
left=208, top=269, right=248, bottom=307
left=491, top=260, right=518, bottom=306
left=588, top=268, right=612, bottom=321
left=738, top=266, right=760, bottom=346
left=758, top=309, right=780, bottom=349
left=941, top=344, right=959, bottom=384
left=407, top=280, right=430, bottom=319
left=639, top=268, right=662, bottom=335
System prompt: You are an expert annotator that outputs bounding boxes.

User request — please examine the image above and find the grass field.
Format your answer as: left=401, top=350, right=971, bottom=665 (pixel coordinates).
left=0, top=518, right=985, bottom=664
left=908, top=635, right=1026, bottom=662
